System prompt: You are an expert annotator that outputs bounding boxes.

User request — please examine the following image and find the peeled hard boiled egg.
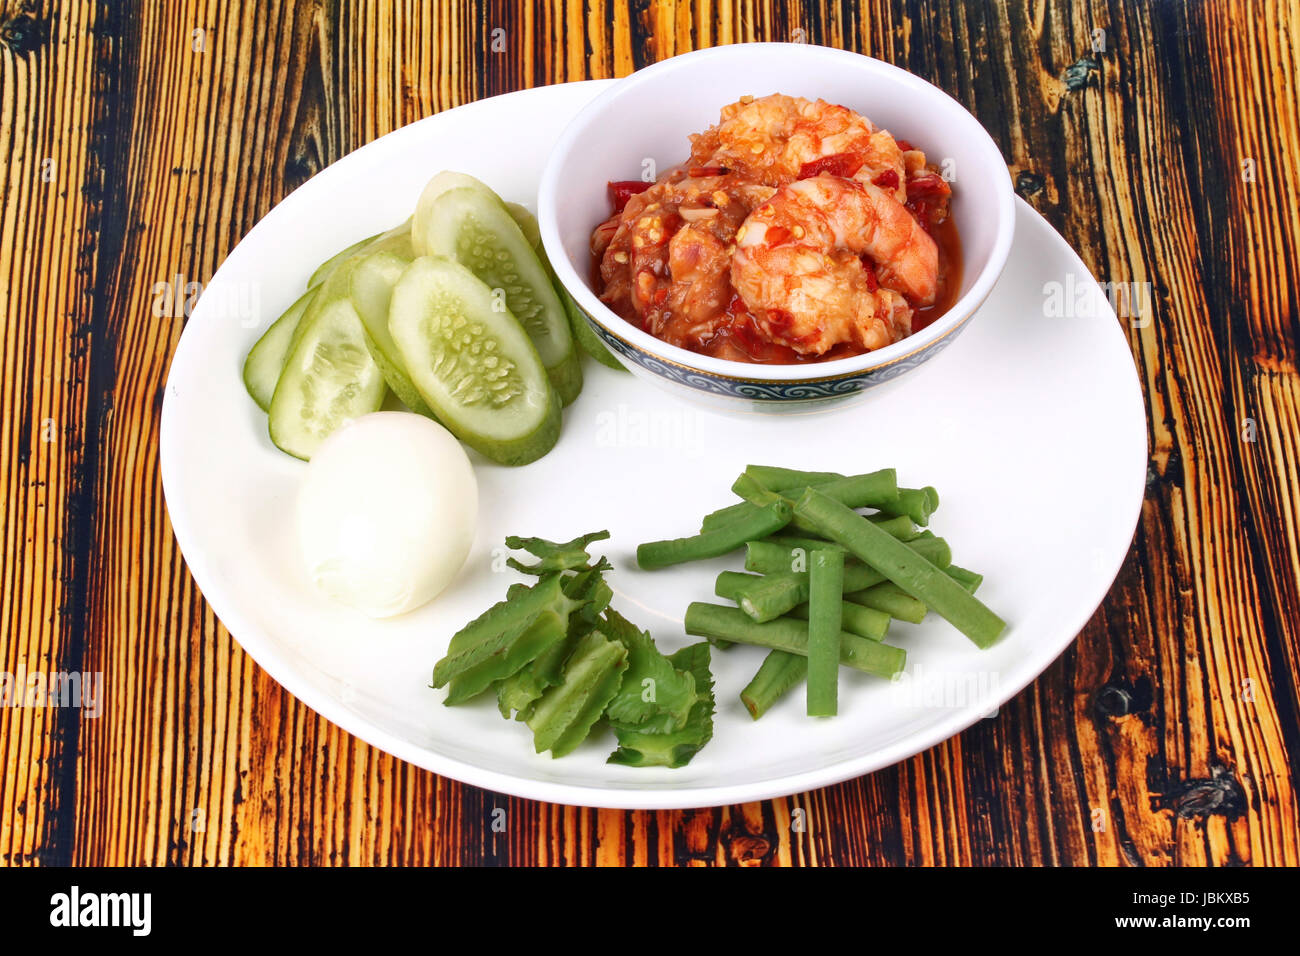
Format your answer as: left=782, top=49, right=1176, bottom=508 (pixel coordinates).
left=297, top=412, right=478, bottom=617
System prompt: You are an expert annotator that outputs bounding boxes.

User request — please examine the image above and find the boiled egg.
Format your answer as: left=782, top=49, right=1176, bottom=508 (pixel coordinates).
left=297, top=412, right=477, bottom=617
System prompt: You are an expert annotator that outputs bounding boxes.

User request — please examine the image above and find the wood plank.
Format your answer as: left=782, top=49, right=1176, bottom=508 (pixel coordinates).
left=67, top=0, right=331, bottom=865
left=0, top=0, right=102, bottom=867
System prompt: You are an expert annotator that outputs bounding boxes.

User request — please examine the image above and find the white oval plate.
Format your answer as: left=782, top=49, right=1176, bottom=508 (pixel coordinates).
left=161, top=80, right=1147, bottom=809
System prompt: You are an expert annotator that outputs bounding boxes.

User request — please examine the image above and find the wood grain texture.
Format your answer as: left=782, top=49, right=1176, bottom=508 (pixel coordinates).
left=0, top=0, right=1295, bottom=866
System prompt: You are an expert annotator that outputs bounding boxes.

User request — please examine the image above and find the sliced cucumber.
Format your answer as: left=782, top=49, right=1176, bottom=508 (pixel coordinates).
left=283, top=223, right=405, bottom=361
left=243, top=286, right=320, bottom=411
left=504, top=201, right=541, bottom=250
left=246, top=229, right=400, bottom=414
left=268, top=266, right=388, bottom=460
left=411, top=171, right=499, bottom=257
left=308, top=233, right=381, bottom=288
left=307, top=218, right=412, bottom=287
left=388, top=256, right=561, bottom=466
left=416, top=184, right=582, bottom=405
left=348, top=232, right=435, bottom=418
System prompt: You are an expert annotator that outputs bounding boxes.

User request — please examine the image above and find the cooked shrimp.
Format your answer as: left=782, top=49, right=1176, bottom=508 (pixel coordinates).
left=598, top=170, right=775, bottom=343
left=689, top=94, right=907, bottom=200
left=731, top=173, right=938, bottom=355
left=657, top=223, right=733, bottom=342
left=591, top=213, right=620, bottom=259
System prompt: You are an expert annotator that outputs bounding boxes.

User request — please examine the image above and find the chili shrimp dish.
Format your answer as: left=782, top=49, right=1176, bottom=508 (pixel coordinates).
left=592, top=94, right=960, bottom=365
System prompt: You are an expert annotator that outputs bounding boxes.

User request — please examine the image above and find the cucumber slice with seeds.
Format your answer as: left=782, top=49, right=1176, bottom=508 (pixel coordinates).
left=348, top=232, right=435, bottom=418
left=268, top=265, right=388, bottom=460
left=245, top=226, right=405, bottom=413
left=411, top=171, right=497, bottom=256
left=285, top=223, right=409, bottom=359
left=417, top=185, right=582, bottom=406
left=388, top=256, right=560, bottom=466
left=246, top=230, right=399, bottom=414
left=243, top=286, right=320, bottom=411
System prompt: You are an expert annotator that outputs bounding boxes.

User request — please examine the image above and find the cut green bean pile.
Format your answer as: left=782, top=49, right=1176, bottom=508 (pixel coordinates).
left=433, top=531, right=714, bottom=765
left=636, top=464, right=1007, bottom=721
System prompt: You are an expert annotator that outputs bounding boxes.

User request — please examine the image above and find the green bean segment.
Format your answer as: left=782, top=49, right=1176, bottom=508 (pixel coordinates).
left=716, top=570, right=888, bottom=642
left=793, top=489, right=1006, bottom=648
left=945, top=564, right=984, bottom=592
left=731, top=472, right=789, bottom=509
left=745, top=465, right=846, bottom=487
left=737, top=535, right=952, bottom=622
left=788, top=599, right=889, bottom=642
left=846, top=582, right=928, bottom=625
left=638, top=500, right=792, bottom=570
left=684, top=603, right=906, bottom=680
left=877, top=486, right=938, bottom=527
left=740, top=650, right=807, bottom=720
left=843, top=566, right=984, bottom=628
left=700, top=468, right=897, bottom=533
left=806, top=550, right=844, bottom=716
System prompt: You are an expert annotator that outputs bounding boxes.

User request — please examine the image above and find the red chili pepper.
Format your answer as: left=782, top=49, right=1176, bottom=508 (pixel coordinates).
left=765, top=225, right=792, bottom=246
left=687, top=165, right=729, bottom=177
left=906, top=172, right=951, bottom=198
left=907, top=190, right=953, bottom=233
left=895, top=139, right=915, bottom=152
left=608, top=180, right=653, bottom=213
left=872, top=169, right=901, bottom=191
left=905, top=170, right=951, bottom=232
left=906, top=199, right=936, bottom=231
left=798, top=152, right=865, bottom=180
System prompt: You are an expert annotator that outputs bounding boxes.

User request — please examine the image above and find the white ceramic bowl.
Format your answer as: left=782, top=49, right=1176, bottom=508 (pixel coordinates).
left=539, top=43, right=1016, bottom=411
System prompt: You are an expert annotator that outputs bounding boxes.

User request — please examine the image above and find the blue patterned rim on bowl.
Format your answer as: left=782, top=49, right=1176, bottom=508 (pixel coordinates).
left=583, top=307, right=978, bottom=402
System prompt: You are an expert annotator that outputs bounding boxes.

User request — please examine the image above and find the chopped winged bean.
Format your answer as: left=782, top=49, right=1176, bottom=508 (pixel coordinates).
left=608, top=643, right=715, bottom=768
left=526, top=630, right=628, bottom=756
left=505, top=530, right=610, bottom=574
left=599, top=609, right=696, bottom=730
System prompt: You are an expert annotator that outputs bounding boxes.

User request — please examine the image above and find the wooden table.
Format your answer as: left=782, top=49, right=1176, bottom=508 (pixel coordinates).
left=2, top=0, right=1296, bottom=867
